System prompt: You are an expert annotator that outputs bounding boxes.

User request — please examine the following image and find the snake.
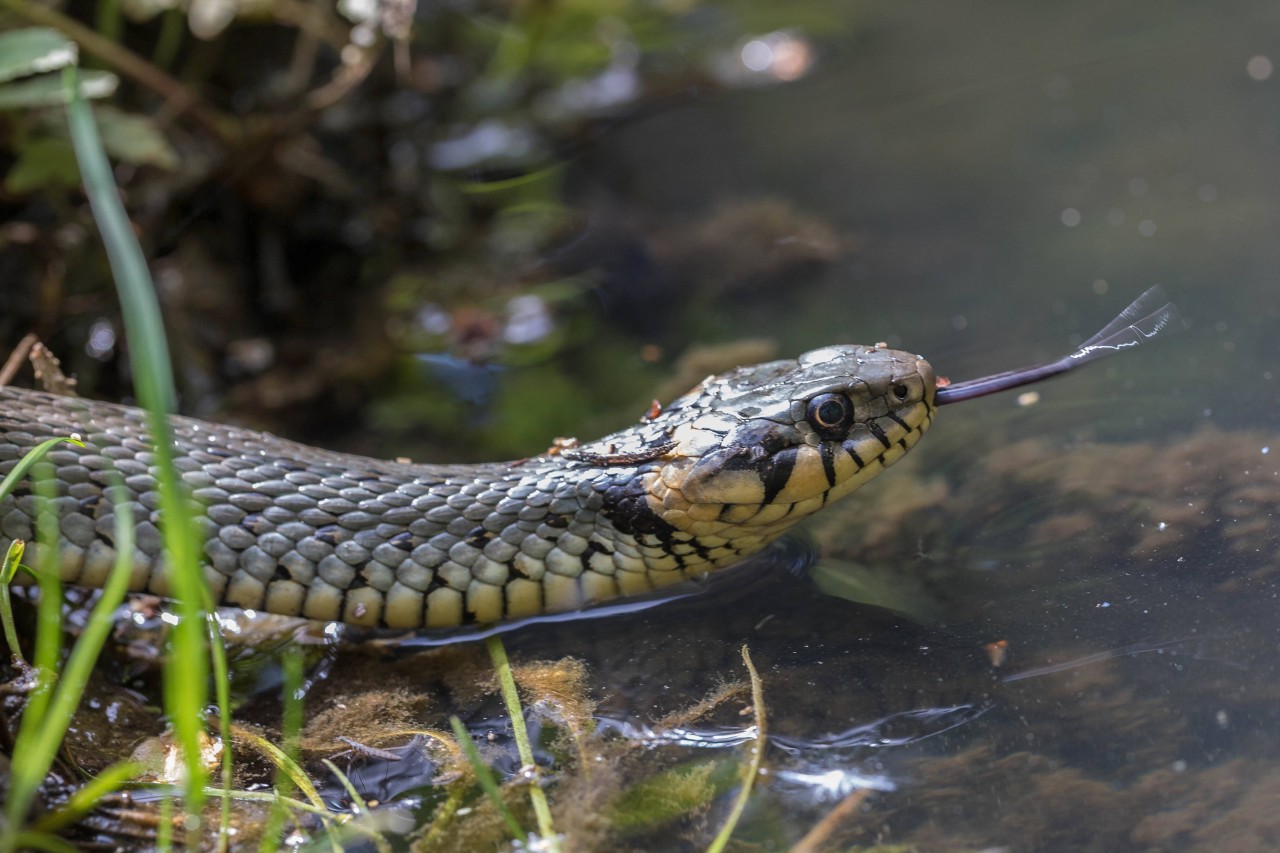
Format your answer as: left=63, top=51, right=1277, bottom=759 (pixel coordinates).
left=0, top=288, right=1177, bottom=631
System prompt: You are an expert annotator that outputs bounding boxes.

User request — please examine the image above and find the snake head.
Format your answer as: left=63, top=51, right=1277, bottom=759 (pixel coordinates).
left=648, top=344, right=937, bottom=538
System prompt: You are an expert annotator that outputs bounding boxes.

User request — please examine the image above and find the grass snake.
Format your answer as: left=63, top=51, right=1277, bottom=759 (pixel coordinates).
left=0, top=289, right=1177, bottom=630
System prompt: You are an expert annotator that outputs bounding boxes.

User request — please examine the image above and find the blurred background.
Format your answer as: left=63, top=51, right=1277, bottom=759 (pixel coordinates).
left=4, top=1, right=1272, bottom=459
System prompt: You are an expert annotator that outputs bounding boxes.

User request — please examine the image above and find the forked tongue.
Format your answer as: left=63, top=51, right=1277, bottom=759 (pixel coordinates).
left=934, top=285, right=1180, bottom=405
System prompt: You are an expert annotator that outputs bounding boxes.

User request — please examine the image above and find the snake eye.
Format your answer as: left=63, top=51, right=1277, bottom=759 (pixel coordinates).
left=805, top=393, right=854, bottom=439
left=892, top=383, right=910, bottom=400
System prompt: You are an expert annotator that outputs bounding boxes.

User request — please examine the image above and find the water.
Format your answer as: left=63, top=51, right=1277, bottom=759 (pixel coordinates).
left=492, top=2, right=1280, bottom=848
left=243, top=4, right=1278, bottom=848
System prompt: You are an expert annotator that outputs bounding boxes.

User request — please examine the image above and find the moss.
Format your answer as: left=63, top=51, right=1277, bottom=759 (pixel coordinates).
left=608, top=761, right=719, bottom=837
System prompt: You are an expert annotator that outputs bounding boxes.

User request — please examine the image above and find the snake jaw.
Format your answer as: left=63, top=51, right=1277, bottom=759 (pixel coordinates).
left=674, top=447, right=768, bottom=506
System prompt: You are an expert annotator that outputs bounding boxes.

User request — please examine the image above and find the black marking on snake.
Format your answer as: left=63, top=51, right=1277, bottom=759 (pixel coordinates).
left=886, top=412, right=911, bottom=432
left=272, top=565, right=291, bottom=582
left=600, top=475, right=677, bottom=538
left=390, top=530, right=415, bottom=550
left=841, top=441, right=865, bottom=469
left=466, top=527, right=492, bottom=547
left=867, top=420, right=892, bottom=449
left=544, top=514, right=569, bottom=529
left=819, top=442, right=839, bottom=489
left=760, top=446, right=798, bottom=504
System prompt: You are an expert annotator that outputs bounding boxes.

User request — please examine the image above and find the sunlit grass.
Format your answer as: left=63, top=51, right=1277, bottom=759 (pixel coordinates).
left=256, top=644, right=308, bottom=852
left=486, top=634, right=561, bottom=850
left=2, top=60, right=236, bottom=848
left=0, top=541, right=27, bottom=665
left=0, top=435, right=82, bottom=668
left=0, top=470, right=141, bottom=851
left=64, top=64, right=214, bottom=821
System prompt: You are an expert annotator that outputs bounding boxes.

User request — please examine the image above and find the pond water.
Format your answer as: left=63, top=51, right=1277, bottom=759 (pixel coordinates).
left=269, top=3, right=1280, bottom=849
left=463, top=1, right=1280, bottom=848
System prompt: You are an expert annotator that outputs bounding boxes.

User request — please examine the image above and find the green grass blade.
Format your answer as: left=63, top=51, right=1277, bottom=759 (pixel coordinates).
left=156, top=795, right=173, bottom=851
left=242, top=729, right=346, bottom=853
left=207, top=615, right=234, bottom=852
left=320, top=760, right=369, bottom=815
left=31, top=760, right=142, bottom=833
left=4, top=468, right=67, bottom=833
left=320, top=760, right=393, bottom=853
left=3, top=478, right=137, bottom=831
left=0, top=436, right=85, bottom=501
left=448, top=715, right=526, bottom=843
left=236, top=730, right=327, bottom=812
left=1, top=540, right=28, bottom=665
left=485, top=635, right=558, bottom=849
left=0, top=437, right=83, bottom=667
left=63, top=64, right=209, bottom=818
left=61, top=66, right=172, bottom=410
left=258, top=644, right=305, bottom=853
left=705, top=645, right=766, bottom=853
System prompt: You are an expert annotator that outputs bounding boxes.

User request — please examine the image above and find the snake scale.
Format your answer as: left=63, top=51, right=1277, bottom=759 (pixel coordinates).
left=0, top=288, right=1176, bottom=630
left=0, top=345, right=933, bottom=629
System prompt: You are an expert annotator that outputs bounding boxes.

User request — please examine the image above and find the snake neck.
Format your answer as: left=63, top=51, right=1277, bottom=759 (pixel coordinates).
left=0, top=387, right=776, bottom=629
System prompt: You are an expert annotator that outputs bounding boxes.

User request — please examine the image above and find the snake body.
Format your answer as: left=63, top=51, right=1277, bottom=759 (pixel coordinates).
left=0, top=345, right=935, bottom=629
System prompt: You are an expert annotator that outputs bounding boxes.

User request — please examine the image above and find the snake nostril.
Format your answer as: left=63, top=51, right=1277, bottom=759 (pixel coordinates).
left=892, top=383, right=910, bottom=400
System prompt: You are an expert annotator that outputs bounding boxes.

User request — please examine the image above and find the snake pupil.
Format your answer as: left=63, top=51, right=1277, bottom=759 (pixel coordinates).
left=817, top=399, right=844, bottom=424
left=806, top=393, right=854, bottom=439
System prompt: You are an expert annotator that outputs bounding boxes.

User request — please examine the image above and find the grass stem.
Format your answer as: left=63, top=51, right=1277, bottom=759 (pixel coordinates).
left=485, top=635, right=559, bottom=850
left=705, top=644, right=766, bottom=853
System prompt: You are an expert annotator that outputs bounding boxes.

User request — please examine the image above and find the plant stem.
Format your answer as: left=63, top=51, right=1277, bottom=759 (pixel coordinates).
left=485, top=635, right=560, bottom=850
left=706, top=644, right=767, bottom=853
